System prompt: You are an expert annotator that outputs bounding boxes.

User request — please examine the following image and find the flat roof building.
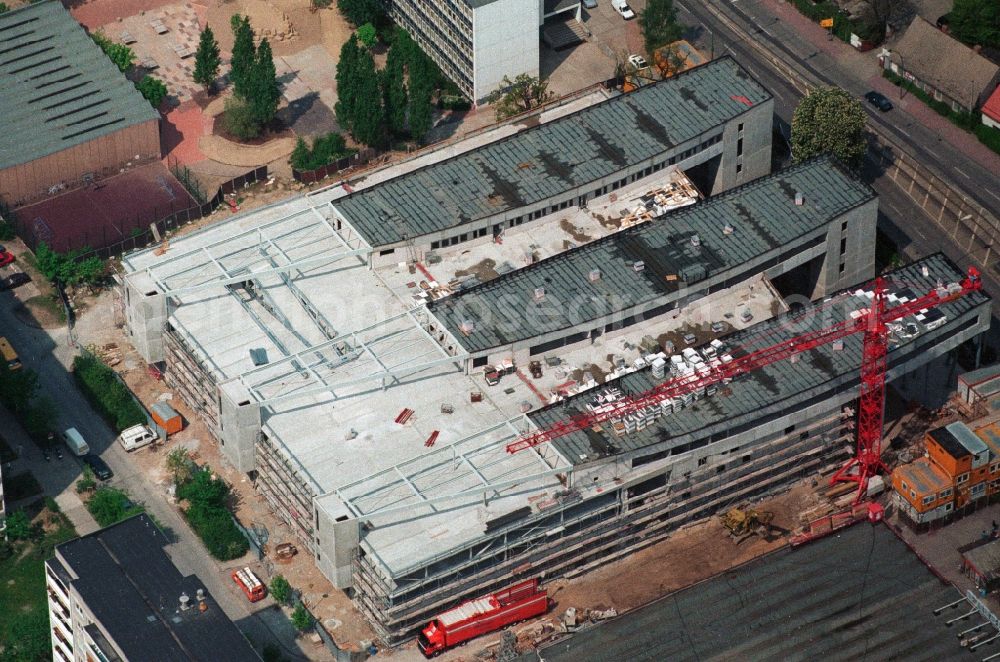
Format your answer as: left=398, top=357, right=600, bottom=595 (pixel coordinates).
left=0, top=1, right=160, bottom=207
left=116, top=62, right=991, bottom=645
left=535, top=523, right=978, bottom=661
left=44, top=514, right=261, bottom=662
left=331, top=57, right=773, bottom=263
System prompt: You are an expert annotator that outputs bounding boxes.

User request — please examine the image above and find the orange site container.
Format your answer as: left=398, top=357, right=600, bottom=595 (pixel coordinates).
left=150, top=401, right=183, bottom=435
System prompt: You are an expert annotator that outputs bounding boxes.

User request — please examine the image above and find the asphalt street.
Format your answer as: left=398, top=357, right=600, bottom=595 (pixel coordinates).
left=0, top=280, right=309, bottom=660
left=673, top=0, right=1000, bottom=343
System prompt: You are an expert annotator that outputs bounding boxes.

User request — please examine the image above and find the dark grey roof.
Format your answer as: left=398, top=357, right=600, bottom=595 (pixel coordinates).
left=0, top=1, right=159, bottom=170
left=333, top=56, right=770, bottom=247
left=429, top=157, right=875, bottom=353
left=528, top=253, right=989, bottom=464
left=54, top=514, right=260, bottom=662
left=535, top=523, right=967, bottom=662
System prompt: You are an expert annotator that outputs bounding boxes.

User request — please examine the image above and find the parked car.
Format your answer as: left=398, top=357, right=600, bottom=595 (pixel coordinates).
left=711, top=321, right=728, bottom=334
left=0, top=272, right=30, bottom=290
left=582, top=0, right=597, bottom=8
left=118, top=424, right=156, bottom=452
left=628, top=54, right=648, bottom=70
left=864, top=91, right=893, bottom=112
left=82, top=454, right=113, bottom=480
left=612, top=0, right=635, bottom=19
left=61, top=427, right=90, bottom=456
left=0, top=247, right=14, bottom=268
left=682, top=332, right=697, bottom=346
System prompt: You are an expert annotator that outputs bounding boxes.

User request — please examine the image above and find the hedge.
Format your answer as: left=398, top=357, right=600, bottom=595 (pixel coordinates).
left=183, top=502, right=249, bottom=560
left=881, top=69, right=985, bottom=133
left=975, top=123, right=1000, bottom=156
left=72, top=353, right=146, bottom=432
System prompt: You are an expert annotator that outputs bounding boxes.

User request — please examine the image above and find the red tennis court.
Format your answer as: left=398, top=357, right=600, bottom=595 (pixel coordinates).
left=16, top=162, right=197, bottom=253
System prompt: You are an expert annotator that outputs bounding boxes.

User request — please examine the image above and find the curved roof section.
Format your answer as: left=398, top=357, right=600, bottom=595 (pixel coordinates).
left=0, top=1, right=159, bottom=170
left=429, top=157, right=875, bottom=353
left=528, top=253, right=989, bottom=464
left=332, top=56, right=771, bottom=247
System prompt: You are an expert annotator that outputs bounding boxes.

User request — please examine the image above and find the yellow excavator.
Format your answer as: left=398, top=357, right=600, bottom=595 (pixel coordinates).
left=720, top=507, right=774, bottom=542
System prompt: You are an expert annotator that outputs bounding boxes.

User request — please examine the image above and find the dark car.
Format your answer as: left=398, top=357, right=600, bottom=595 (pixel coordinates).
left=0, top=272, right=30, bottom=290
left=82, top=454, right=113, bottom=480
left=865, top=91, right=893, bottom=112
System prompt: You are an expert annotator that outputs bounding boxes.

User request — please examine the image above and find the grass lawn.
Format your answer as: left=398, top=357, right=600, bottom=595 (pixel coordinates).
left=0, top=500, right=78, bottom=660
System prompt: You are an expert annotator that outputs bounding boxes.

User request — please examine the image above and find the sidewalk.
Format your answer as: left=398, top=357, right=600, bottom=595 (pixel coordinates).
left=1, top=404, right=100, bottom=536
left=738, top=0, right=1000, bottom=174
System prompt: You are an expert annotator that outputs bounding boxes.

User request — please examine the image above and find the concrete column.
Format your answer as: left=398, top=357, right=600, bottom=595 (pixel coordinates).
left=217, top=381, right=261, bottom=474
left=122, top=274, right=167, bottom=363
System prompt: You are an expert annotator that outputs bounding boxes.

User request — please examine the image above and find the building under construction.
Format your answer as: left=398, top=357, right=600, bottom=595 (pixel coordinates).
left=118, top=57, right=991, bottom=645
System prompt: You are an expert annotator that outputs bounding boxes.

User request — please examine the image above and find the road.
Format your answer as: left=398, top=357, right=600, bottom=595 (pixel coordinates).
left=671, top=0, right=1000, bottom=344
left=0, top=273, right=309, bottom=660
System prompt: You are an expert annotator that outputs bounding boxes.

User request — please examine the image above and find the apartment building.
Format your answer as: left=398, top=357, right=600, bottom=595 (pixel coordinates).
left=387, top=0, right=541, bottom=102
left=45, top=514, right=260, bottom=662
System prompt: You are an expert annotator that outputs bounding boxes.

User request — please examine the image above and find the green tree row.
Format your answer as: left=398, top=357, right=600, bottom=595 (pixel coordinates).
left=335, top=28, right=442, bottom=148
left=0, top=360, right=56, bottom=441
left=224, top=16, right=281, bottom=140
left=71, top=352, right=147, bottom=432
left=949, top=0, right=1000, bottom=50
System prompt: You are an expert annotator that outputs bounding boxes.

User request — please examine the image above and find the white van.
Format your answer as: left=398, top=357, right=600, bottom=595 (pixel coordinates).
left=62, top=427, right=90, bottom=456
left=118, top=424, right=156, bottom=452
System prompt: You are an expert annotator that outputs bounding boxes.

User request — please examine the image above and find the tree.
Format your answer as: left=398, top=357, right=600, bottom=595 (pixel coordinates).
left=5, top=510, right=31, bottom=540
left=91, top=32, right=136, bottom=72
left=247, top=39, right=280, bottom=126
left=382, top=50, right=408, bottom=136
left=791, top=87, right=868, bottom=169
left=166, top=448, right=194, bottom=485
left=34, top=242, right=105, bottom=286
left=0, top=361, right=38, bottom=414
left=486, top=73, right=553, bottom=121
left=350, top=49, right=386, bottom=148
left=269, top=575, right=292, bottom=605
left=290, top=603, right=314, bottom=632
left=335, top=36, right=362, bottom=131
left=76, top=465, right=97, bottom=494
left=640, top=0, right=684, bottom=54
left=950, top=0, right=1000, bottom=50
left=137, top=75, right=168, bottom=108
left=289, top=137, right=310, bottom=170
left=230, top=15, right=255, bottom=98
left=357, top=22, right=377, bottom=48
left=193, top=26, right=222, bottom=92
left=0, top=4, right=10, bottom=13
left=337, top=0, right=384, bottom=27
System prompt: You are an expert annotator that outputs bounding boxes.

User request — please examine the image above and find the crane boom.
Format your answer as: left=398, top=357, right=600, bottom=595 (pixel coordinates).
left=508, top=267, right=983, bottom=500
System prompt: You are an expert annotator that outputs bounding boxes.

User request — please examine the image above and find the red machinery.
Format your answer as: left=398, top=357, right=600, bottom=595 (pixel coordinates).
left=417, top=579, right=548, bottom=656
left=507, top=268, right=983, bottom=503
left=231, top=567, right=266, bottom=602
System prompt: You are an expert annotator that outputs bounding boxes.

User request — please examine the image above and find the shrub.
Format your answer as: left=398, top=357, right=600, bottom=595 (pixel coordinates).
left=91, top=32, right=136, bottom=72
left=223, top=96, right=262, bottom=140
left=289, top=132, right=354, bottom=171
left=76, top=465, right=97, bottom=494
left=87, top=487, right=144, bottom=527
left=5, top=511, right=31, bottom=540
left=72, top=353, right=147, bottom=432
left=0, top=218, right=14, bottom=240
left=137, top=75, right=168, bottom=108
left=270, top=575, right=292, bottom=605
left=177, top=469, right=231, bottom=509
left=975, top=123, right=1000, bottom=155
left=290, top=603, right=314, bottom=632
left=34, top=242, right=105, bottom=286
left=166, top=448, right=195, bottom=486
left=183, top=501, right=249, bottom=560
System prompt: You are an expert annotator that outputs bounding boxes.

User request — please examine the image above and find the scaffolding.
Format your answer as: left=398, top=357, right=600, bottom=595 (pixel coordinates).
left=350, top=414, right=852, bottom=643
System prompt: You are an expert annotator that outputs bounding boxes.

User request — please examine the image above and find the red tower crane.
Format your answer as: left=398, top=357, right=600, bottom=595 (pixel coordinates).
left=507, top=267, right=984, bottom=503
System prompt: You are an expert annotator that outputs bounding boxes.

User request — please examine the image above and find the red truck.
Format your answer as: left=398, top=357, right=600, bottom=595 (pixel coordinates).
left=417, top=579, right=548, bottom=656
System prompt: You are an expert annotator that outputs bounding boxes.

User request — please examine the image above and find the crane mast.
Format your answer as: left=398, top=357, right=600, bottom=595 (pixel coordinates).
left=508, top=268, right=983, bottom=503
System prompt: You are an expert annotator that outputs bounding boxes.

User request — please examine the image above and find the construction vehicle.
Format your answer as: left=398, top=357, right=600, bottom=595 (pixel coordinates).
left=417, top=579, right=548, bottom=657
left=231, top=567, right=266, bottom=603
left=507, top=267, right=984, bottom=504
left=720, top=507, right=773, bottom=541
